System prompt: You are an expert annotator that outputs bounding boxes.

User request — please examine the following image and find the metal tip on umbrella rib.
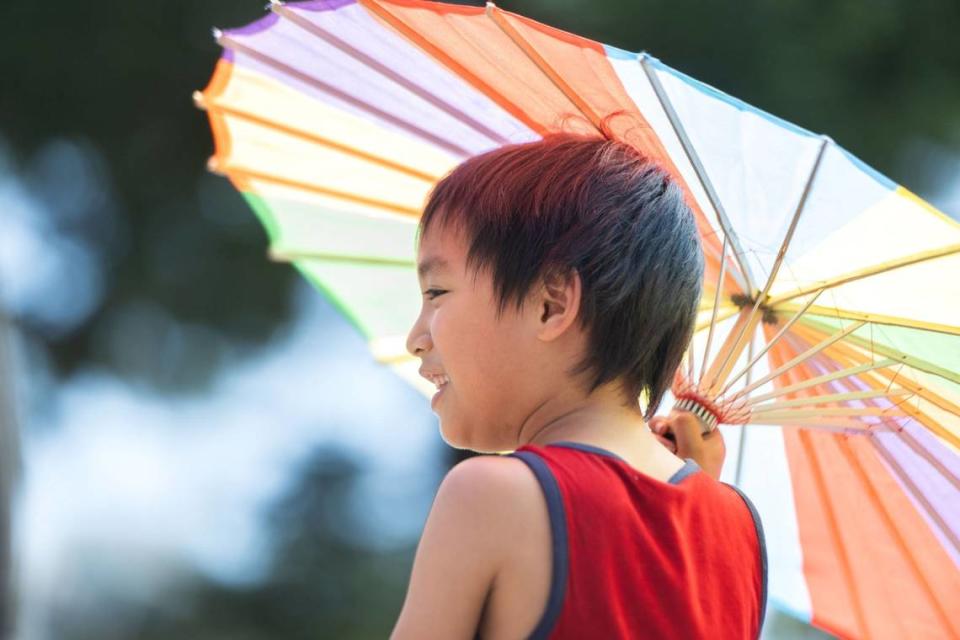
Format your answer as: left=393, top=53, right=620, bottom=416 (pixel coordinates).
left=206, top=157, right=224, bottom=174
left=211, top=27, right=223, bottom=41
left=192, top=91, right=207, bottom=110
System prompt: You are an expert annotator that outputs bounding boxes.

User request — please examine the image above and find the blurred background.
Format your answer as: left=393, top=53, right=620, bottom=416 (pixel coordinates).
left=0, top=1, right=957, bottom=638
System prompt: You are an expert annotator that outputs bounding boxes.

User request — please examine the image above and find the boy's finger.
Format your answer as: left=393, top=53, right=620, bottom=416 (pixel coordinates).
left=669, top=410, right=711, bottom=445
left=648, top=416, right=666, bottom=434
left=654, top=434, right=677, bottom=454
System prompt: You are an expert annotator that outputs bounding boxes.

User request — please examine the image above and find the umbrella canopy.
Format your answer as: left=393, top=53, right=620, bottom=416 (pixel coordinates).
left=194, top=1, right=960, bottom=637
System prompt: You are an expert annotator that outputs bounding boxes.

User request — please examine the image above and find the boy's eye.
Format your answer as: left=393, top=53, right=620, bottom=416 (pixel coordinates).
left=423, top=288, right=446, bottom=300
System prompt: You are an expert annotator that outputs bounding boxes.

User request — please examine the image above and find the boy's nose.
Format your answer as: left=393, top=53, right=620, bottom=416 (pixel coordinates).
left=405, top=325, right=432, bottom=357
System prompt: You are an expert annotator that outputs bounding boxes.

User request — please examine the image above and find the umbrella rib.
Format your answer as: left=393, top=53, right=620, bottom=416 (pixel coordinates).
left=751, top=407, right=907, bottom=419
left=193, top=95, right=443, bottom=183
left=766, top=243, right=960, bottom=308
left=357, top=0, right=549, bottom=136
left=746, top=358, right=898, bottom=404
left=749, top=388, right=912, bottom=412
left=732, top=335, right=755, bottom=486
left=816, top=359, right=960, bottom=495
left=268, top=249, right=414, bottom=268
left=269, top=1, right=514, bottom=147
left=799, top=317, right=960, bottom=386
left=483, top=3, right=603, bottom=133
left=700, top=309, right=761, bottom=393
left=694, top=305, right=739, bottom=332
left=736, top=321, right=867, bottom=397
left=790, top=322, right=960, bottom=447
left=871, top=364, right=960, bottom=417
left=700, top=235, right=729, bottom=378
left=214, top=32, right=474, bottom=158
left=721, top=289, right=824, bottom=396
left=209, top=164, right=421, bottom=218
left=638, top=54, right=756, bottom=294
left=703, top=137, right=831, bottom=393
left=781, top=303, right=960, bottom=337
left=746, top=418, right=889, bottom=431
left=484, top=5, right=748, bottom=297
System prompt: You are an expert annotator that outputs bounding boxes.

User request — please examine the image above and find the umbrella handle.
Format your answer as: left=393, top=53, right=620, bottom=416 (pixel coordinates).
left=672, top=397, right=720, bottom=435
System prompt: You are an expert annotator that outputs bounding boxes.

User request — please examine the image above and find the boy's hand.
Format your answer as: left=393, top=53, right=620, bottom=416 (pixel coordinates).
left=649, top=410, right=726, bottom=481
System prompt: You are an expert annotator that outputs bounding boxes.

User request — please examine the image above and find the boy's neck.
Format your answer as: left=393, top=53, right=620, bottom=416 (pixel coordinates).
left=515, top=392, right=687, bottom=481
left=516, top=382, right=649, bottom=451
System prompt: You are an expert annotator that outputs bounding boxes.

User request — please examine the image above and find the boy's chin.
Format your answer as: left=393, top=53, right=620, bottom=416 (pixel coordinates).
left=439, top=421, right=506, bottom=454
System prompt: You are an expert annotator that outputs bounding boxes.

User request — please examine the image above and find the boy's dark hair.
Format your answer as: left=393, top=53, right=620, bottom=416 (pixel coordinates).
left=416, top=132, right=704, bottom=419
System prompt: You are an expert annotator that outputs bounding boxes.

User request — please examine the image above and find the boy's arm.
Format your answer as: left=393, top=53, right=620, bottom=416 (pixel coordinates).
left=391, top=455, right=535, bottom=640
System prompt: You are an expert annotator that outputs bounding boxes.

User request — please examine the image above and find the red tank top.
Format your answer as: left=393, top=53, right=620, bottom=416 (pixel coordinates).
left=507, top=441, right=767, bottom=640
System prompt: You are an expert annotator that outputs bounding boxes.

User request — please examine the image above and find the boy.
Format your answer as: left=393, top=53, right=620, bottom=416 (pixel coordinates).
left=394, top=134, right=766, bottom=639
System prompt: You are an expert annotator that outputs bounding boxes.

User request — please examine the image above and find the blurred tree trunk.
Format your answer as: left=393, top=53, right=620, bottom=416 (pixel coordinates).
left=0, top=310, right=20, bottom=639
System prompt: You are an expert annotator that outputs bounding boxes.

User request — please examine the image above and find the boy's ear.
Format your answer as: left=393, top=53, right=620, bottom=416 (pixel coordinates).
left=535, top=267, right=582, bottom=342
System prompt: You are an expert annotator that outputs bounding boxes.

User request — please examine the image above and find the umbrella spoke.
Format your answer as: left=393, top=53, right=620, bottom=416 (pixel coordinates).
left=193, top=94, right=443, bottom=182
left=701, top=137, right=830, bottom=394
left=749, top=388, right=913, bottom=412
left=700, top=309, right=762, bottom=394
left=209, top=164, right=422, bottom=217
left=746, top=358, right=898, bottom=404
left=752, top=135, right=830, bottom=305
left=214, top=31, right=475, bottom=157
left=699, top=235, right=729, bottom=378
left=767, top=242, right=960, bottom=308
left=816, top=359, right=960, bottom=499
left=798, top=317, right=960, bottom=387
left=783, top=304, right=960, bottom=337
left=485, top=4, right=604, bottom=133
left=638, top=54, right=754, bottom=294
left=736, top=320, right=866, bottom=397
left=791, top=324, right=960, bottom=448
left=721, top=289, right=824, bottom=396
left=747, top=417, right=890, bottom=432
left=694, top=305, right=739, bottom=332
left=267, top=249, right=415, bottom=267
left=272, top=0, right=516, bottom=146
left=751, top=407, right=908, bottom=419
left=817, top=336, right=960, bottom=418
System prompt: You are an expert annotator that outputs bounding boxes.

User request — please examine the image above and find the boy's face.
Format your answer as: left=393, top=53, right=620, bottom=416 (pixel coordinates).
left=406, top=223, right=547, bottom=452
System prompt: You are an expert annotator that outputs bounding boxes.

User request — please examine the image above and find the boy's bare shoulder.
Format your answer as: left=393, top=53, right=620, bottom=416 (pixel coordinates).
left=436, top=454, right=547, bottom=543
left=440, top=453, right=545, bottom=515
left=390, top=454, right=550, bottom=638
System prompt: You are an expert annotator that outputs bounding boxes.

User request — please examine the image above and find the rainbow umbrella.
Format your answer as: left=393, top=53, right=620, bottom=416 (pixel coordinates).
left=193, top=1, right=960, bottom=637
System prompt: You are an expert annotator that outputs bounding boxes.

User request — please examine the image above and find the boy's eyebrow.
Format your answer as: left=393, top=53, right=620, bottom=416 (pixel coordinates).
left=417, top=255, right=450, bottom=278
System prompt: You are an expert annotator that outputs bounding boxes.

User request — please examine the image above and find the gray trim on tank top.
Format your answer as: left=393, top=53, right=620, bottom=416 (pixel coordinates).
left=506, top=450, right=567, bottom=640
left=724, top=482, right=769, bottom=639
left=546, top=441, right=701, bottom=484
